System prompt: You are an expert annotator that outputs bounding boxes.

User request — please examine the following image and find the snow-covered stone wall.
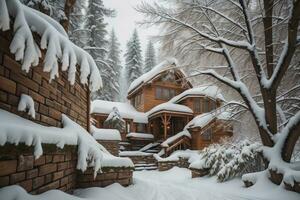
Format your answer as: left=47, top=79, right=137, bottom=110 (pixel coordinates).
left=0, top=30, right=89, bottom=129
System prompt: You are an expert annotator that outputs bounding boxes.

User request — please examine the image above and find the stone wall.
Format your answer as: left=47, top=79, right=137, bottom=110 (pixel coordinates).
left=0, top=144, right=77, bottom=194
left=96, top=140, right=119, bottom=156
left=77, top=168, right=133, bottom=188
left=122, top=154, right=156, bottom=165
left=157, top=157, right=189, bottom=171
left=0, top=30, right=89, bottom=129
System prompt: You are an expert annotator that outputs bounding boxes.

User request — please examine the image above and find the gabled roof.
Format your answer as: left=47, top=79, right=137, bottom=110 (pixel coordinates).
left=170, top=86, right=225, bottom=103
left=147, top=102, right=193, bottom=118
left=90, top=100, right=148, bottom=123
left=127, top=58, right=191, bottom=96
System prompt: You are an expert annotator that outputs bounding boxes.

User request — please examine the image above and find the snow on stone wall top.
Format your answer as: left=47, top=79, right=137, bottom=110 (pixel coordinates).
left=170, top=85, right=225, bottom=103
left=91, top=100, right=148, bottom=123
left=146, top=102, right=193, bottom=117
left=0, top=109, right=133, bottom=177
left=127, top=58, right=178, bottom=94
left=91, top=125, right=121, bottom=141
left=126, top=132, right=154, bottom=139
left=0, top=0, right=102, bottom=92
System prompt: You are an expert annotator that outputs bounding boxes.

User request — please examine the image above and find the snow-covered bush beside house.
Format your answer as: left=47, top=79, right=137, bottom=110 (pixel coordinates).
left=91, top=125, right=121, bottom=141
left=0, top=109, right=133, bottom=177
left=189, top=139, right=263, bottom=182
left=17, top=94, right=35, bottom=118
left=0, top=0, right=102, bottom=92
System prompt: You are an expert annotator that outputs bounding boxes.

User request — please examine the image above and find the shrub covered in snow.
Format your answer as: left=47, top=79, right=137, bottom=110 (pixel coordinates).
left=104, top=107, right=125, bottom=132
left=190, top=139, right=264, bottom=182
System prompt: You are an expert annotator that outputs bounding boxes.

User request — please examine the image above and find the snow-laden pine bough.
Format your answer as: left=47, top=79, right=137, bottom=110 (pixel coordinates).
left=137, top=0, right=300, bottom=191
left=0, top=0, right=102, bottom=92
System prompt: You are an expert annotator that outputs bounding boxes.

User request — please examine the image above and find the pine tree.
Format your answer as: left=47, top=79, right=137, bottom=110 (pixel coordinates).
left=144, top=40, right=156, bottom=73
left=125, top=29, right=143, bottom=84
left=107, top=29, right=122, bottom=101
left=104, top=107, right=125, bottom=132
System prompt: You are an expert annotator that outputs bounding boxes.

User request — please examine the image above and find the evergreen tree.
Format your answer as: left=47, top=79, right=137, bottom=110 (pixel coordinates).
left=144, top=40, right=156, bottom=73
left=106, top=29, right=122, bottom=101
left=125, top=29, right=143, bottom=84
left=104, top=107, right=125, bottom=132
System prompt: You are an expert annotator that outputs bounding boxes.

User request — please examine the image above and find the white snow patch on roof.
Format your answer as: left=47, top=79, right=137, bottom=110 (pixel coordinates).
left=185, top=113, right=215, bottom=129
left=170, top=85, right=225, bottom=103
left=126, top=132, right=154, bottom=139
left=91, top=126, right=121, bottom=141
left=161, top=130, right=191, bottom=148
left=91, top=100, right=148, bottom=123
left=147, top=102, right=193, bottom=117
left=127, top=58, right=178, bottom=94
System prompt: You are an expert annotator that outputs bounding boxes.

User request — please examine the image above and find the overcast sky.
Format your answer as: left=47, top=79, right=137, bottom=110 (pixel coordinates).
left=102, top=0, right=158, bottom=63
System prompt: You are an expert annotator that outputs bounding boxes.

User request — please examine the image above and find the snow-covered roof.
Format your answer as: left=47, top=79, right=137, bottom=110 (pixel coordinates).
left=91, top=100, right=148, bottom=123
left=126, top=132, right=154, bottom=139
left=185, top=111, right=232, bottom=129
left=127, top=58, right=179, bottom=94
left=161, top=130, right=191, bottom=148
left=91, top=126, right=121, bottom=141
left=185, top=113, right=216, bottom=129
left=0, top=109, right=133, bottom=176
left=147, top=102, right=193, bottom=117
left=170, top=86, right=225, bottom=103
left=0, top=1, right=102, bottom=92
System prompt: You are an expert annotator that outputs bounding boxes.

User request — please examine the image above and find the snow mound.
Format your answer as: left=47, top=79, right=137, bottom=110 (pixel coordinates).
left=154, top=149, right=201, bottom=162
left=119, top=151, right=153, bottom=156
left=17, top=94, right=35, bottom=118
left=126, top=132, right=154, bottom=139
left=170, top=85, right=225, bottom=103
left=127, top=58, right=178, bottom=94
left=185, top=113, right=215, bottom=129
left=91, top=100, right=147, bottom=123
left=147, top=102, right=193, bottom=117
left=0, top=0, right=102, bottom=92
left=91, top=126, right=121, bottom=141
left=0, top=109, right=133, bottom=177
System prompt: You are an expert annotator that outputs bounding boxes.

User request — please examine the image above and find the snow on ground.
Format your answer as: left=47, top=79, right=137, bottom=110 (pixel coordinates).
left=1, top=167, right=299, bottom=200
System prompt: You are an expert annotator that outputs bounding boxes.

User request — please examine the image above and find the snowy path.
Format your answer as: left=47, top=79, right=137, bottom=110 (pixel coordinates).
left=75, top=167, right=300, bottom=200
left=1, top=167, right=299, bottom=200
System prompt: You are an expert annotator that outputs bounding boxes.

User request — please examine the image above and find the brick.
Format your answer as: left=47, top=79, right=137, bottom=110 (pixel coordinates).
left=7, top=94, right=19, bottom=106
left=0, top=76, right=16, bottom=94
left=37, top=180, right=59, bottom=193
left=48, top=108, right=61, bottom=121
left=34, top=156, right=45, bottom=166
left=26, top=169, right=38, bottom=179
left=39, top=87, right=50, bottom=98
left=39, top=163, right=57, bottom=176
left=45, top=155, right=53, bottom=163
left=32, top=176, right=45, bottom=189
left=45, top=174, right=52, bottom=184
left=40, top=115, right=57, bottom=126
left=53, top=155, right=65, bottom=163
left=0, top=176, right=9, bottom=187
left=16, top=84, right=29, bottom=96
left=32, top=72, right=42, bottom=84
left=10, top=172, right=25, bottom=184
left=95, top=172, right=118, bottom=181
left=0, top=160, right=17, bottom=176
left=0, top=90, right=7, bottom=102
left=18, top=179, right=32, bottom=192
left=10, top=72, right=39, bottom=92
left=29, top=90, right=45, bottom=104
left=65, top=152, right=72, bottom=161
left=60, top=177, right=68, bottom=186
left=17, top=155, right=34, bottom=171
left=39, top=104, right=49, bottom=115
left=53, top=171, right=64, bottom=181
left=118, top=171, right=132, bottom=179
left=57, top=162, right=68, bottom=171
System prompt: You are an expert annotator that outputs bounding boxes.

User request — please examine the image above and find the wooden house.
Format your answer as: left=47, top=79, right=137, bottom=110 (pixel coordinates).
left=91, top=59, right=233, bottom=153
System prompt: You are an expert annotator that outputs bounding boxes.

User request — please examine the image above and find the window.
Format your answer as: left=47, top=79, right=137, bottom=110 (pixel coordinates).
left=132, top=93, right=142, bottom=108
left=136, top=123, right=146, bottom=132
left=203, top=99, right=210, bottom=113
left=202, top=128, right=212, bottom=141
left=194, top=98, right=201, bottom=113
left=155, top=86, right=176, bottom=100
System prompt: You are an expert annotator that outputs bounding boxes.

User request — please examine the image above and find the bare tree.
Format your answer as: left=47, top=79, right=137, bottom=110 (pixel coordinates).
left=137, top=0, right=300, bottom=188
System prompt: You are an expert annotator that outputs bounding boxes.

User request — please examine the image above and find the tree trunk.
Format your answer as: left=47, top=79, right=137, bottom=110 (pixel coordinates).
left=60, top=0, right=76, bottom=32
left=282, top=122, right=300, bottom=162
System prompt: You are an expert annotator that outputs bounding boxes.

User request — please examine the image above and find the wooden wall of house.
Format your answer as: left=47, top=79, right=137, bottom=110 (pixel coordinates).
left=189, top=120, right=233, bottom=150
left=130, top=79, right=189, bottom=112
left=179, top=97, right=222, bottom=116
